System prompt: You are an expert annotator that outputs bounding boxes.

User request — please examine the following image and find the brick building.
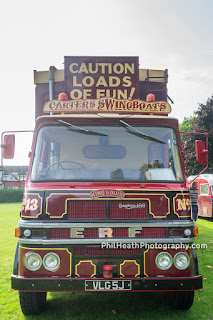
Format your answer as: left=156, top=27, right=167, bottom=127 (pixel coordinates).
left=0, top=166, right=28, bottom=189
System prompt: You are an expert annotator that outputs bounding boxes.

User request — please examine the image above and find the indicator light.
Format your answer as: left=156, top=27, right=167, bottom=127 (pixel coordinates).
left=15, top=227, right=21, bottom=238
left=193, top=226, right=199, bottom=237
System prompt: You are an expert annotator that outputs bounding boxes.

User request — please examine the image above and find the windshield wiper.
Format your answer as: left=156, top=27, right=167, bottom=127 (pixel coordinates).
left=120, top=120, right=165, bottom=144
left=58, top=120, right=108, bottom=136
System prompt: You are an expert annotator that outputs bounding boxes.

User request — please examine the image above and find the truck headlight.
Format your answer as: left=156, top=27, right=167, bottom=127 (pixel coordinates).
left=155, top=252, right=172, bottom=270
left=174, top=252, right=190, bottom=270
left=43, top=253, right=60, bottom=271
left=25, top=252, right=42, bottom=271
left=24, top=229, right=31, bottom=237
left=184, top=228, right=192, bottom=236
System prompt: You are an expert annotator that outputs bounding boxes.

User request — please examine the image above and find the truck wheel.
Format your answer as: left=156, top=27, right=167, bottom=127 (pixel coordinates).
left=19, top=291, right=47, bottom=315
left=171, top=291, right=194, bottom=310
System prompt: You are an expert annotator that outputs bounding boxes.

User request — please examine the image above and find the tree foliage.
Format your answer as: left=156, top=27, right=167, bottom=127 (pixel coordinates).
left=179, top=95, right=213, bottom=176
left=194, top=95, right=213, bottom=171
left=179, top=116, right=195, bottom=132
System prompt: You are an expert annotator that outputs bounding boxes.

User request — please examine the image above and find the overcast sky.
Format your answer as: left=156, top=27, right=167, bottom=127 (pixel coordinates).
left=1, top=0, right=213, bottom=164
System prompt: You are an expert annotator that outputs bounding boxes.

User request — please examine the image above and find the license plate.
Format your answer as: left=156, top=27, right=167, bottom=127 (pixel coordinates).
left=85, top=280, right=132, bottom=291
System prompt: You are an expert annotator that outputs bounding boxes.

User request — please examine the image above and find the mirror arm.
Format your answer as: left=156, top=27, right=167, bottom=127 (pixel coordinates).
left=1, top=163, right=23, bottom=183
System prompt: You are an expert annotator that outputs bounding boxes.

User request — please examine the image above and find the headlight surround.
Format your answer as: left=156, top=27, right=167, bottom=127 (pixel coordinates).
left=155, top=252, right=173, bottom=270
left=43, top=252, right=60, bottom=271
left=174, top=252, right=190, bottom=270
left=25, top=252, right=42, bottom=271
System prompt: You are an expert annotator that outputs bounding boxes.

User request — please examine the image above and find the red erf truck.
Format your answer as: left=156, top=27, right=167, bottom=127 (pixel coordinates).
left=1, top=57, right=208, bottom=314
left=188, top=174, right=213, bottom=218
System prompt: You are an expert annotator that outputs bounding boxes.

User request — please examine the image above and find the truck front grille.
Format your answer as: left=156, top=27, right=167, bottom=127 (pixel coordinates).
left=110, top=200, right=148, bottom=219
left=73, top=248, right=106, bottom=255
left=73, top=248, right=141, bottom=255
left=67, top=200, right=148, bottom=219
left=68, top=200, right=106, bottom=219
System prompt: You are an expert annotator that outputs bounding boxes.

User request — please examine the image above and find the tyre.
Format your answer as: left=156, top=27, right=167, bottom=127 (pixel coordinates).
left=19, top=291, right=47, bottom=315
left=171, top=291, right=194, bottom=310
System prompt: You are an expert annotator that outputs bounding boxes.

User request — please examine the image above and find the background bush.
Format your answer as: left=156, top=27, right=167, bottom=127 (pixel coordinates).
left=0, top=189, right=24, bottom=203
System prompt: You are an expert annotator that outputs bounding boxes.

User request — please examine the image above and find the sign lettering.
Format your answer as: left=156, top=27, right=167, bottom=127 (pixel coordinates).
left=64, top=56, right=139, bottom=100
left=44, top=98, right=171, bottom=115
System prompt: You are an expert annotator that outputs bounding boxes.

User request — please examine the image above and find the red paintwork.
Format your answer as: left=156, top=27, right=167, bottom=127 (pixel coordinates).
left=19, top=247, right=71, bottom=278
left=144, top=248, right=194, bottom=277
left=120, top=261, right=140, bottom=277
left=22, top=193, right=42, bottom=218
left=45, top=193, right=170, bottom=219
left=76, top=261, right=95, bottom=277
left=173, top=194, right=191, bottom=218
left=22, top=189, right=190, bottom=219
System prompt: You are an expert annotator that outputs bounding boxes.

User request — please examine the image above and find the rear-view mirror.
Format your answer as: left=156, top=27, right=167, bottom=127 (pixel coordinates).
left=2, top=134, right=15, bottom=159
left=195, top=140, right=208, bottom=165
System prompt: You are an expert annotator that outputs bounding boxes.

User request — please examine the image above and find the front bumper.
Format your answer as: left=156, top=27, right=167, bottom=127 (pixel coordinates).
left=11, top=275, right=202, bottom=292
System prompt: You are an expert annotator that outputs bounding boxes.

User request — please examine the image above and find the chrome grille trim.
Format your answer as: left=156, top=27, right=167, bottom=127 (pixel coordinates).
left=18, top=237, right=194, bottom=245
left=18, top=220, right=194, bottom=228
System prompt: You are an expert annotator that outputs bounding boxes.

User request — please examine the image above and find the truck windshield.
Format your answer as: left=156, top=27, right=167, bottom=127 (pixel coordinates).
left=31, top=124, right=184, bottom=182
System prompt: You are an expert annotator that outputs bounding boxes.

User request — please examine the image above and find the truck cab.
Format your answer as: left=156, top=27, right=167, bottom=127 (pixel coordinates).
left=1, top=56, right=207, bottom=314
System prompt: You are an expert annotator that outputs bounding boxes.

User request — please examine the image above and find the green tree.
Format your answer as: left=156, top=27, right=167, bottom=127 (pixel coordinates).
left=179, top=116, right=195, bottom=132
left=179, top=116, right=198, bottom=176
left=194, top=95, right=213, bottom=171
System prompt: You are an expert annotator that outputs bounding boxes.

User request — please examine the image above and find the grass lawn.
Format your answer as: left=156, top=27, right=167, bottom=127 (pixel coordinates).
left=0, top=203, right=212, bottom=320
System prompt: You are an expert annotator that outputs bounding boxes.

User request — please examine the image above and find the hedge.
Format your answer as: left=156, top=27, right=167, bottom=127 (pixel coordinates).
left=0, top=189, right=24, bottom=203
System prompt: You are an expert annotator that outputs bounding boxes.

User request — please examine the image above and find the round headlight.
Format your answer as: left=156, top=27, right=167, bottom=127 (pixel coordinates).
left=174, top=252, right=190, bottom=270
left=25, top=252, right=42, bottom=271
left=184, top=228, right=192, bottom=236
left=24, top=229, right=31, bottom=237
left=43, top=253, right=60, bottom=271
left=155, top=252, right=172, bottom=270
